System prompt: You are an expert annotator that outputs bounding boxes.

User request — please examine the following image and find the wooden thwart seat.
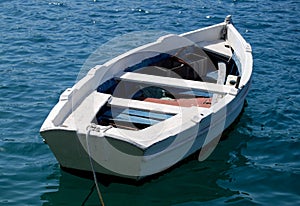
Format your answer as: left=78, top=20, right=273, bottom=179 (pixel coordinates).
left=118, top=72, right=237, bottom=95
left=108, top=97, right=181, bottom=114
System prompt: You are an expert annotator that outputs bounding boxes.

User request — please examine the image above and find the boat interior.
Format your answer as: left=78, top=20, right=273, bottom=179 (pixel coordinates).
left=95, top=44, right=240, bottom=131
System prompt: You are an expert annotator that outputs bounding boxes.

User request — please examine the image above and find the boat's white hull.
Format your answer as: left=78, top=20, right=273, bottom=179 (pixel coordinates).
left=40, top=16, right=253, bottom=180
left=41, top=81, right=250, bottom=180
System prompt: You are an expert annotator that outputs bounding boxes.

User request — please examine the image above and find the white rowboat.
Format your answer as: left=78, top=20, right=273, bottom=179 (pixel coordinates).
left=40, top=16, right=252, bottom=180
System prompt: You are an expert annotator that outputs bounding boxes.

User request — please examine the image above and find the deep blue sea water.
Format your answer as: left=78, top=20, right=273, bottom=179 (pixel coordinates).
left=0, top=0, right=299, bottom=205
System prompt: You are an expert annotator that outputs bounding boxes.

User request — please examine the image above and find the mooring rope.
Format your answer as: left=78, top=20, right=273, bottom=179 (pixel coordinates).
left=81, top=183, right=96, bottom=206
left=86, top=126, right=105, bottom=206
